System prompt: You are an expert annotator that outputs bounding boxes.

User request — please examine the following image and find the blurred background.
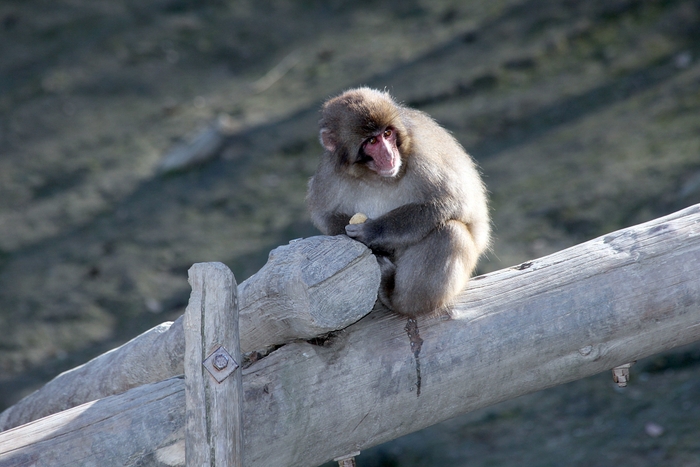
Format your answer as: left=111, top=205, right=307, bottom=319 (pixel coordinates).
left=1, top=0, right=699, bottom=465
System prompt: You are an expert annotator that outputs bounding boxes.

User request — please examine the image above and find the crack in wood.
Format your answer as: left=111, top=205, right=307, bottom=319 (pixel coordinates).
left=405, top=318, right=424, bottom=397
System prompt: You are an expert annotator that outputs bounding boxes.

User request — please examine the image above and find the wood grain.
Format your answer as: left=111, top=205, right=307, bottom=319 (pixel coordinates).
left=184, top=262, right=243, bottom=467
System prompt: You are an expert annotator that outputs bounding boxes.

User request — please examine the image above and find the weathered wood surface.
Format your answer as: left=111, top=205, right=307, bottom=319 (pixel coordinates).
left=184, top=263, right=243, bottom=466
left=0, top=319, right=186, bottom=434
left=0, top=377, right=185, bottom=467
left=0, top=235, right=379, bottom=432
left=236, top=235, right=381, bottom=350
left=1, top=205, right=699, bottom=467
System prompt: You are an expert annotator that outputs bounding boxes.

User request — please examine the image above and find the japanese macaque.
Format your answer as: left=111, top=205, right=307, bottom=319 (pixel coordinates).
left=307, top=88, right=490, bottom=317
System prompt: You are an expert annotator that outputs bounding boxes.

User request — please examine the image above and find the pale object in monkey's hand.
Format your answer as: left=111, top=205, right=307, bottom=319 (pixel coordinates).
left=349, top=213, right=368, bottom=225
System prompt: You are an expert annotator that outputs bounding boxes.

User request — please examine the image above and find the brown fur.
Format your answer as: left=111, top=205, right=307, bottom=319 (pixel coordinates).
left=307, top=88, right=490, bottom=317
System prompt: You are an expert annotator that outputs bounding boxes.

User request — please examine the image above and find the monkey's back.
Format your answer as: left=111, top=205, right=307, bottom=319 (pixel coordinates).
left=400, top=108, right=491, bottom=253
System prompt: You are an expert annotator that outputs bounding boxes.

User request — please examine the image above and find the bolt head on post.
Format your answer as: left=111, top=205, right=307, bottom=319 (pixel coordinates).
left=203, top=345, right=239, bottom=383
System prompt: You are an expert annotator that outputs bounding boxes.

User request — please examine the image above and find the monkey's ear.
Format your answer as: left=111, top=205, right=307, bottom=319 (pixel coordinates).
left=319, top=128, right=336, bottom=152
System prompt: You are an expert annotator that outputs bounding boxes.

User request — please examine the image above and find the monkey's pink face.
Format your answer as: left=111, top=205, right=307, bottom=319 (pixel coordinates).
left=362, top=128, right=402, bottom=178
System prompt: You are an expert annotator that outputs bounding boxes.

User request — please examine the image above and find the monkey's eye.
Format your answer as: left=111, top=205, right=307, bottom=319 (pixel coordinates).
left=384, top=129, right=392, bottom=138
left=367, top=136, right=378, bottom=145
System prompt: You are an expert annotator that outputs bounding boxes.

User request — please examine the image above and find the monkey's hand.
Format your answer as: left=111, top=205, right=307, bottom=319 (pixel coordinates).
left=345, top=222, right=368, bottom=242
left=346, top=212, right=370, bottom=243
left=345, top=219, right=384, bottom=249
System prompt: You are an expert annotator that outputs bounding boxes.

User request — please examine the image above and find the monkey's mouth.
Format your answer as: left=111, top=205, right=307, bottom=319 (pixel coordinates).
left=377, top=164, right=401, bottom=178
left=369, top=157, right=401, bottom=177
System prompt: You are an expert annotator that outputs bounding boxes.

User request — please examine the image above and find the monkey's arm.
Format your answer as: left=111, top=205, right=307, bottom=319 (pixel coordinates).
left=345, top=201, right=461, bottom=251
left=318, top=211, right=353, bottom=236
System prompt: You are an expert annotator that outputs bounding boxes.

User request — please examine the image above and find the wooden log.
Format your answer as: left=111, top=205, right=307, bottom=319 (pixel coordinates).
left=0, top=319, right=186, bottom=433
left=184, top=262, right=243, bottom=467
left=0, top=377, right=185, bottom=467
left=1, top=205, right=699, bottom=467
left=0, top=235, right=379, bottom=432
left=236, top=235, right=381, bottom=351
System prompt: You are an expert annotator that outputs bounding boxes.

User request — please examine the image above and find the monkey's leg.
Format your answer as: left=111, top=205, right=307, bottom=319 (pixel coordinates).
left=391, top=220, right=478, bottom=317
left=375, top=255, right=396, bottom=310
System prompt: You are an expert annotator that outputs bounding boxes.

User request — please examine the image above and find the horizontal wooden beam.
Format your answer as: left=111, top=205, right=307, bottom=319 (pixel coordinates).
left=1, top=204, right=699, bottom=467
left=0, top=377, right=185, bottom=467
left=0, top=235, right=379, bottom=432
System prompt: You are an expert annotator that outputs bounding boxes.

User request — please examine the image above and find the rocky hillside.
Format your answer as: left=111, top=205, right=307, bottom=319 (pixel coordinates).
left=1, top=0, right=699, bottom=465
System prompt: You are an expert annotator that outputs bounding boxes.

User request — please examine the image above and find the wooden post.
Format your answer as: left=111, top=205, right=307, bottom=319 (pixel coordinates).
left=184, top=262, right=243, bottom=467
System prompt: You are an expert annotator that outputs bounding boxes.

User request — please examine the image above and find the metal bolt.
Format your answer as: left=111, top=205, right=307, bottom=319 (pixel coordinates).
left=334, top=452, right=360, bottom=467
left=612, top=362, right=635, bottom=388
left=203, top=345, right=238, bottom=383
left=213, top=353, right=229, bottom=371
